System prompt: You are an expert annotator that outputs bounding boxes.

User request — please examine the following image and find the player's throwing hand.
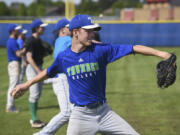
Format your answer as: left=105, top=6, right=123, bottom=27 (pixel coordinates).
left=10, top=83, right=29, bottom=99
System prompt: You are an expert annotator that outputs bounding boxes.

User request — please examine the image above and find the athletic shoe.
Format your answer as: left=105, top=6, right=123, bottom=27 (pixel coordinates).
left=6, top=106, right=19, bottom=113
left=30, top=119, right=46, bottom=128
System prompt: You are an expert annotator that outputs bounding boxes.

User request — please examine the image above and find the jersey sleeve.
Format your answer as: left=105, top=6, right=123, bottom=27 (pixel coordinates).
left=103, top=44, right=134, bottom=64
left=25, top=38, right=33, bottom=53
left=46, top=54, right=63, bottom=78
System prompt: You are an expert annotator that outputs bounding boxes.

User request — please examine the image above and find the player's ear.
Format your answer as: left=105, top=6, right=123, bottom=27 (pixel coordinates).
left=73, top=29, right=79, bottom=39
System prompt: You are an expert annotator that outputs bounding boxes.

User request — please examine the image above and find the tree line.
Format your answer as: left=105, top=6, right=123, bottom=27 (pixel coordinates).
left=0, top=0, right=142, bottom=17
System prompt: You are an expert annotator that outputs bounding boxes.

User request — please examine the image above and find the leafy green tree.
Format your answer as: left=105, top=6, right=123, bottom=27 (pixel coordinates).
left=27, top=3, right=46, bottom=16
left=17, top=3, right=27, bottom=16
left=9, top=8, right=17, bottom=16
left=120, top=0, right=140, bottom=8
left=36, top=4, right=45, bottom=16
left=52, top=1, right=64, bottom=7
left=112, top=1, right=124, bottom=9
left=52, top=1, right=65, bottom=15
left=36, top=0, right=53, bottom=6
left=76, top=0, right=100, bottom=15
left=27, top=3, right=38, bottom=16
left=97, top=0, right=116, bottom=12
left=0, top=2, right=9, bottom=16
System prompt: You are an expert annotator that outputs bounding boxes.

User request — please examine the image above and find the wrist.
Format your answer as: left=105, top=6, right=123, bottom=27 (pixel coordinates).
left=162, top=52, right=171, bottom=60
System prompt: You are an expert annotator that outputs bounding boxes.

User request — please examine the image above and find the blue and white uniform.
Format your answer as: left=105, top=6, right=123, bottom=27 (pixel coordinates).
left=47, top=43, right=139, bottom=135
left=17, top=37, right=26, bottom=84
left=6, top=37, right=21, bottom=110
left=17, top=38, right=23, bottom=49
left=38, top=36, right=72, bottom=135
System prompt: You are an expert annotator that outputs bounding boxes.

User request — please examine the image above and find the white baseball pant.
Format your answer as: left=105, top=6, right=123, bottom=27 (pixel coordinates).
left=26, top=64, right=42, bottom=103
left=67, top=103, right=139, bottom=135
left=6, top=61, right=20, bottom=108
left=19, top=60, right=26, bottom=84
left=38, top=74, right=71, bottom=135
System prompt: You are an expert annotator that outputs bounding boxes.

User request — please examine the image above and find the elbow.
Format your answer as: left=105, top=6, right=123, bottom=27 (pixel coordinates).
left=133, top=45, right=142, bottom=53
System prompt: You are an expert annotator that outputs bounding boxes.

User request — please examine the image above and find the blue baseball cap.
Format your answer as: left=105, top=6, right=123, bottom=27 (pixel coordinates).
left=8, top=24, right=22, bottom=32
left=56, top=18, right=70, bottom=31
left=18, top=28, right=28, bottom=34
left=69, top=14, right=101, bottom=31
left=31, top=19, right=48, bottom=29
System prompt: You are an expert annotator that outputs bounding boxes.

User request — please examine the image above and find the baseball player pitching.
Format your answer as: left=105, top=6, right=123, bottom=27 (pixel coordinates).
left=11, top=14, right=172, bottom=135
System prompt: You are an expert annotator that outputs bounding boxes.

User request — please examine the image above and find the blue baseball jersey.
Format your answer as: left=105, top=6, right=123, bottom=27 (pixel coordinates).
left=6, top=37, right=21, bottom=62
left=47, top=43, right=133, bottom=105
left=53, top=36, right=72, bottom=59
left=17, top=38, right=24, bottom=49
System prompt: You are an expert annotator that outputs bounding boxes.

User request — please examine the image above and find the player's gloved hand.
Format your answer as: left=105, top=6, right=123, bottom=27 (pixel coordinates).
left=156, top=53, right=177, bottom=88
left=10, top=83, right=29, bottom=99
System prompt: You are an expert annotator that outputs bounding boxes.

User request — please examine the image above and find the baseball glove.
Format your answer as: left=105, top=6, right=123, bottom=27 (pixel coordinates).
left=156, top=53, right=177, bottom=88
left=42, top=40, right=53, bottom=57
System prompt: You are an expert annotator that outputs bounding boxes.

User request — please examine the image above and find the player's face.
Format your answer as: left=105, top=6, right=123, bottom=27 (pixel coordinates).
left=64, top=27, right=70, bottom=36
left=38, top=27, right=45, bottom=35
left=14, top=30, right=19, bottom=39
left=78, top=28, right=94, bottom=46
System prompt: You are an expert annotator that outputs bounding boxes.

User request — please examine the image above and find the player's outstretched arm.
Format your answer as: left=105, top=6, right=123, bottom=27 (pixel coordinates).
left=11, top=69, right=48, bottom=99
left=133, top=45, right=171, bottom=60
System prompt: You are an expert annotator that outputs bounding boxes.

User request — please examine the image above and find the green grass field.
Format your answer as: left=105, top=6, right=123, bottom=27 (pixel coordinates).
left=0, top=47, right=180, bottom=135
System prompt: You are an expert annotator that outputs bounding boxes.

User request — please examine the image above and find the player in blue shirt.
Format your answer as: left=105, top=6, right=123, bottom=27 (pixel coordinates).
left=11, top=15, right=172, bottom=135
left=36, top=18, right=72, bottom=135
left=6, top=24, right=25, bottom=113
left=17, top=28, right=28, bottom=84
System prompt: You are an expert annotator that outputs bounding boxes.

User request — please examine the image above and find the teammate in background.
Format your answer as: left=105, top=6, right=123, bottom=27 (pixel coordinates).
left=17, top=28, right=28, bottom=84
left=35, top=18, right=71, bottom=135
left=6, top=24, right=25, bottom=113
left=11, top=14, right=172, bottom=135
left=25, top=19, right=48, bottom=128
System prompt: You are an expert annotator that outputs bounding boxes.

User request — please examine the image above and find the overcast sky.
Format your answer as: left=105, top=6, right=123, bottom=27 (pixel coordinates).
left=0, top=0, right=81, bottom=6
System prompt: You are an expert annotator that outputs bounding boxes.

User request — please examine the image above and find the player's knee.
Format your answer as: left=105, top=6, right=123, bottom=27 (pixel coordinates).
left=29, top=95, right=40, bottom=103
left=60, top=110, right=71, bottom=119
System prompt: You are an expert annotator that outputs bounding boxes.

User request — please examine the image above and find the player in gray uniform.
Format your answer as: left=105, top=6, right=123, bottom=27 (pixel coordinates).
left=11, top=14, right=173, bottom=135
left=34, top=18, right=71, bottom=135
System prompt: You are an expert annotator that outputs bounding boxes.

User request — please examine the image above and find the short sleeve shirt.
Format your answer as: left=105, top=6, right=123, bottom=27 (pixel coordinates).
left=47, top=43, right=134, bottom=105
left=26, top=36, right=45, bottom=65
left=6, top=37, right=21, bottom=62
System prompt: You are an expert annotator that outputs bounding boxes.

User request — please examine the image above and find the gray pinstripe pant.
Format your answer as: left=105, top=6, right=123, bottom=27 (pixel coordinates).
left=38, top=74, right=71, bottom=135
left=67, top=103, right=139, bottom=135
left=26, top=64, right=42, bottom=103
left=6, top=61, right=20, bottom=108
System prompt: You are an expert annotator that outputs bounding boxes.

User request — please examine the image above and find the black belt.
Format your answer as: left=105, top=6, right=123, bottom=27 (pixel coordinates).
left=74, top=101, right=106, bottom=109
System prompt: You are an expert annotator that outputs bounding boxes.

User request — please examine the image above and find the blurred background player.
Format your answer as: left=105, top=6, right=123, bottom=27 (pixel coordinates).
left=35, top=18, right=71, bottom=135
left=17, top=28, right=28, bottom=84
left=6, top=24, right=25, bottom=113
left=25, top=19, right=48, bottom=128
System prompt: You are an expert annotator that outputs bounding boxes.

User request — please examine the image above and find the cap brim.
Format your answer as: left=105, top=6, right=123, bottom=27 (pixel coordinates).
left=81, top=24, right=101, bottom=31
left=65, top=24, right=69, bottom=27
left=40, top=23, right=48, bottom=27
left=15, top=26, right=22, bottom=30
left=22, top=30, right=28, bottom=34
